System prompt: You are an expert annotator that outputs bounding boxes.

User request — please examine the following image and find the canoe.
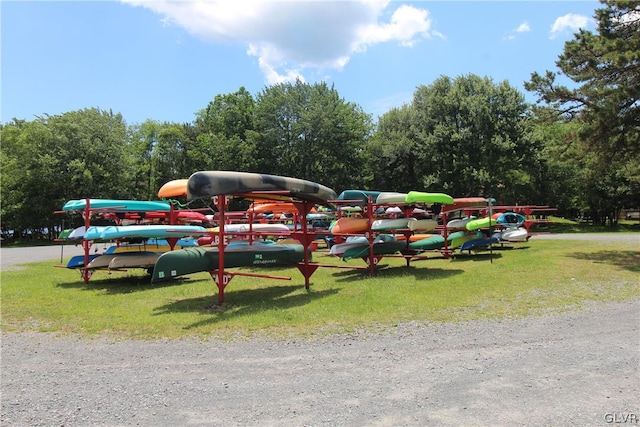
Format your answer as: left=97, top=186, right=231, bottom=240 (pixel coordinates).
left=62, top=199, right=171, bottom=212
left=408, top=235, right=445, bottom=250
left=446, top=217, right=473, bottom=230
left=103, top=238, right=198, bottom=254
left=407, top=219, right=438, bottom=232
left=375, top=192, right=408, bottom=205
left=187, top=171, right=337, bottom=204
left=108, top=253, right=161, bottom=270
left=65, top=254, right=101, bottom=269
left=330, top=217, right=369, bottom=234
left=248, top=202, right=301, bottom=214
left=498, top=227, right=528, bottom=242
left=92, top=225, right=207, bottom=240
left=208, top=223, right=291, bottom=234
left=337, top=190, right=381, bottom=205
left=441, top=197, right=488, bottom=214
left=465, top=217, right=497, bottom=231
left=448, top=231, right=481, bottom=249
left=158, top=179, right=189, bottom=198
left=371, top=218, right=416, bottom=231
left=405, top=191, right=454, bottom=206
left=460, top=236, right=499, bottom=252
left=99, top=210, right=208, bottom=223
left=341, top=241, right=405, bottom=261
left=151, top=242, right=307, bottom=282
left=493, top=212, right=526, bottom=226
left=329, top=235, right=395, bottom=256
left=329, top=237, right=368, bottom=256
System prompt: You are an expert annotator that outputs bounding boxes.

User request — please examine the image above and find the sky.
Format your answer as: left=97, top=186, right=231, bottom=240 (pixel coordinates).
left=1, top=0, right=600, bottom=126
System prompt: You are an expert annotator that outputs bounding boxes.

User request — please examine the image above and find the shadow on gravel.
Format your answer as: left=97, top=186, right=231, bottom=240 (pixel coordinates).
left=566, top=250, right=640, bottom=273
left=153, top=284, right=339, bottom=328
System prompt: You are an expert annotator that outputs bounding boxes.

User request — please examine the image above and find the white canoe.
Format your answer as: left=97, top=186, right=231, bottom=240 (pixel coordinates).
left=407, top=219, right=438, bottom=232
left=108, top=253, right=161, bottom=270
left=446, top=217, right=472, bottom=230
left=371, top=218, right=415, bottom=231
left=376, top=192, right=408, bottom=205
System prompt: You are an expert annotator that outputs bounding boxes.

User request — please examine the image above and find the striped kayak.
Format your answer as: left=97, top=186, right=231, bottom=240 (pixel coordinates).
left=151, top=242, right=307, bottom=282
left=187, top=171, right=337, bottom=204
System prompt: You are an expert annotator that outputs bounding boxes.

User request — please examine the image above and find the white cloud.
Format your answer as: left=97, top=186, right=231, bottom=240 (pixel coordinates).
left=550, top=13, right=590, bottom=39
left=503, top=21, right=531, bottom=41
left=122, top=0, right=438, bottom=85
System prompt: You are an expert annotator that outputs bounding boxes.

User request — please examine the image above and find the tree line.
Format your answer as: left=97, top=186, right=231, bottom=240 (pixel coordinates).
left=1, top=0, right=637, bottom=239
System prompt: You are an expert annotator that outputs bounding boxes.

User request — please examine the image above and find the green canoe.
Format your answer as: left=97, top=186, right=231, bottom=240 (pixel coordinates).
left=152, top=242, right=307, bottom=282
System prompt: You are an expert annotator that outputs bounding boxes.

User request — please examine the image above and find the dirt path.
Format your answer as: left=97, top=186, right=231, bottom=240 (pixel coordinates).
left=2, top=300, right=638, bottom=426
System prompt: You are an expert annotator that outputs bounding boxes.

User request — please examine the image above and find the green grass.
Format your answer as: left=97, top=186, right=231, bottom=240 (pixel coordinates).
left=2, top=238, right=638, bottom=341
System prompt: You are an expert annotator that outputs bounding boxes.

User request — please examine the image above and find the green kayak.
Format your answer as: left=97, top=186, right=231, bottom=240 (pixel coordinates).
left=152, top=242, right=307, bottom=282
left=341, top=241, right=406, bottom=261
left=405, top=191, right=454, bottom=205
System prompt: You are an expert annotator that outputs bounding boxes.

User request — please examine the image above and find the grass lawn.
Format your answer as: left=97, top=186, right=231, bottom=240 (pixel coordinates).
left=1, top=237, right=638, bottom=340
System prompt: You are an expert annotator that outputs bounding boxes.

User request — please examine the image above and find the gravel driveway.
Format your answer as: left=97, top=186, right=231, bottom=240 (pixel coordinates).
left=1, top=236, right=639, bottom=426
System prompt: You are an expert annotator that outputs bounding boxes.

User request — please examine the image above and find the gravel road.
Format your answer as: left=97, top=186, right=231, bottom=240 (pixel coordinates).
left=1, top=236, right=639, bottom=426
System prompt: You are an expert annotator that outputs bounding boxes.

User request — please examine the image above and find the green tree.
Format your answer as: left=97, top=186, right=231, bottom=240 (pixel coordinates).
left=525, top=0, right=640, bottom=224
left=0, top=108, right=130, bottom=237
left=253, top=80, right=372, bottom=192
left=369, top=75, right=534, bottom=202
left=192, top=87, right=257, bottom=172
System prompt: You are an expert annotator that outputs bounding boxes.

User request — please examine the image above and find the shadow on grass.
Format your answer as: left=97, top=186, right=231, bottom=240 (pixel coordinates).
left=566, top=250, right=640, bottom=273
left=56, top=272, right=192, bottom=294
left=328, top=261, right=464, bottom=282
left=450, top=253, right=504, bottom=262
left=153, top=284, right=340, bottom=329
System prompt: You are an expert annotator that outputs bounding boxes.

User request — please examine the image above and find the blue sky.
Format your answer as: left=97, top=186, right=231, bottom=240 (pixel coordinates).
left=2, top=0, right=599, bottom=125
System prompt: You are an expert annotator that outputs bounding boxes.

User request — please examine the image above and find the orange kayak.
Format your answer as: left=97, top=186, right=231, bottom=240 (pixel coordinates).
left=158, top=179, right=188, bottom=198
left=330, top=217, right=369, bottom=234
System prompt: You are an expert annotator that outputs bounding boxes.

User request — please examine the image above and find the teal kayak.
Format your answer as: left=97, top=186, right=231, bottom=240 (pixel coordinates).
left=337, top=189, right=382, bottom=205
left=152, top=242, right=307, bottom=282
left=62, top=199, right=171, bottom=212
